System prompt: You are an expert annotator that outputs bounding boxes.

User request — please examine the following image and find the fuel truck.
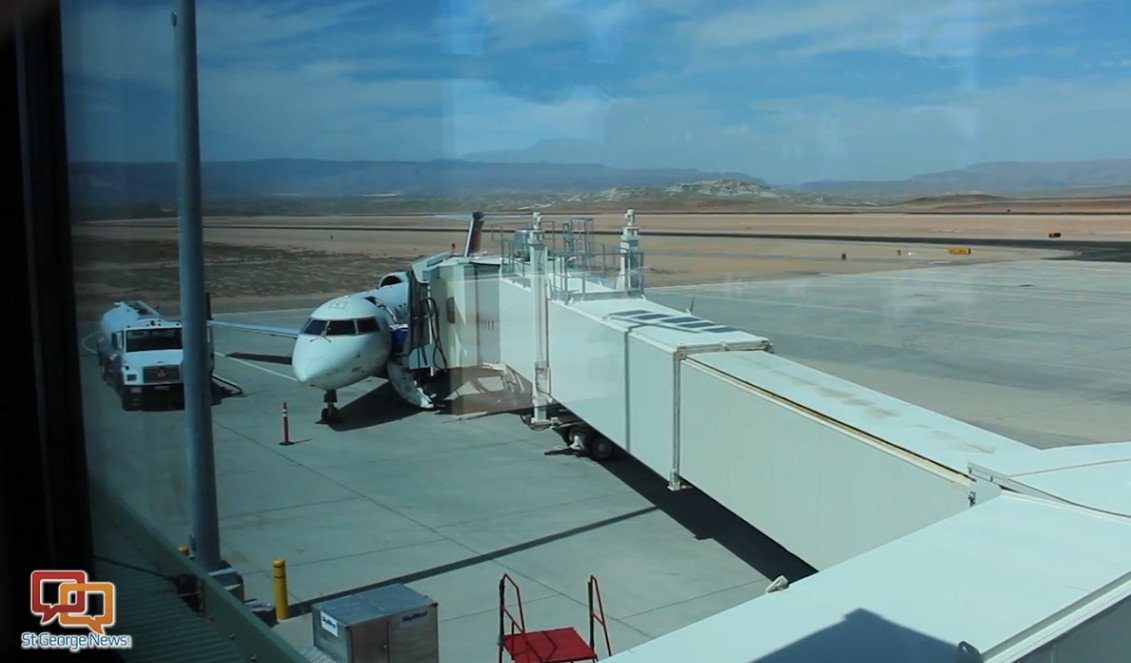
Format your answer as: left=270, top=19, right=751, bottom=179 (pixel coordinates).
left=96, top=300, right=213, bottom=410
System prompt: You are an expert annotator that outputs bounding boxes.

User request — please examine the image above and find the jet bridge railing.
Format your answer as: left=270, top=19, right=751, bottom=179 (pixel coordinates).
left=497, top=233, right=645, bottom=301
left=497, top=235, right=595, bottom=291
left=545, top=246, right=647, bottom=301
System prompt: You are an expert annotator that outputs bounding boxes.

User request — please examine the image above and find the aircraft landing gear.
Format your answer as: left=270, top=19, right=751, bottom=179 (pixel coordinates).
left=320, top=389, right=342, bottom=424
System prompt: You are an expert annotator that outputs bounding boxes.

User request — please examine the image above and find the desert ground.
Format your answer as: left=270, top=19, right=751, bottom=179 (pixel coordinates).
left=71, top=210, right=1122, bottom=320
left=87, top=209, right=1131, bottom=237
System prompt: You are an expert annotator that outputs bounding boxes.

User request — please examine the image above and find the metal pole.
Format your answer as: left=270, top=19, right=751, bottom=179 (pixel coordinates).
left=529, top=213, right=550, bottom=425
left=619, top=208, right=641, bottom=292
left=173, top=0, right=220, bottom=571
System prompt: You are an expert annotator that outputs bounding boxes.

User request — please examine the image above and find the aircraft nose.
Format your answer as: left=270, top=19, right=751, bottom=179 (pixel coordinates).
left=292, top=339, right=339, bottom=387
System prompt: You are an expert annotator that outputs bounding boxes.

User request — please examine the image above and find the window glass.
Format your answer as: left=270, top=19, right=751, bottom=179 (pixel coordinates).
left=325, top=319, right=357, bottom=335
left=58, top=0, right=1127, bottom=660
left=301, top=318, right=327, bottom=335
left=124, top=328, right=182, bottom=352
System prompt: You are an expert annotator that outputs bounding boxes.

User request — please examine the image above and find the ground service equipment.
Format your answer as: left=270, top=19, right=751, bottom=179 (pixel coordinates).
left=96, top=300, right=210, bottom=410
left=499, top=574, right=612, bottom=663
left=302, top=584, right=439, bottom=663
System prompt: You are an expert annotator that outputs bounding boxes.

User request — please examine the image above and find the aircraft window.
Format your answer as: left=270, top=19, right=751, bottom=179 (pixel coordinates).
left=356, top=317, right=380, bottom=333
left=302, top=318, right=327, bottom=335
left=325, top=320, right=357, bottom=335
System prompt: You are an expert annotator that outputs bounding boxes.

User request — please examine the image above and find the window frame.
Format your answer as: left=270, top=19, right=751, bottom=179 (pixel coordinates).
left=2, top=1, right=104, bottom=655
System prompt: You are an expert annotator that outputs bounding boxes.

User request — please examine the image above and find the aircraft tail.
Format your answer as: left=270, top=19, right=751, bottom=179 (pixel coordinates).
left=462, top=211, right=486, bottom=257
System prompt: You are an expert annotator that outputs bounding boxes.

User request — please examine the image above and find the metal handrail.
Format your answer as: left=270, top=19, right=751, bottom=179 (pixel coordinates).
left=588, top=575, right=613, bottom=658
left=499, top=573, right=529, bottom=663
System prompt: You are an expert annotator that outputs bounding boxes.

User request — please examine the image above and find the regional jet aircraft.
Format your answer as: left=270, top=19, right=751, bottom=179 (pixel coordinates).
left=208, top=212, right=494, bottom=423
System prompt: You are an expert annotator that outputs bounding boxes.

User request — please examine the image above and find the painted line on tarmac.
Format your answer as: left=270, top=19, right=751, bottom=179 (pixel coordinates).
left=220, top=353, right=297, bottom=382
left=217, top=353, right=370, bottom=396
left=80, top=332, right=100, bottom=354
left=211, top=306, right=315, bottom=317
left=647, top=280, right=755, bottom=292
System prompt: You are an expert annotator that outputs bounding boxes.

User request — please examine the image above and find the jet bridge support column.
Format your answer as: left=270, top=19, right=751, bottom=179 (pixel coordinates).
left=529, top=213, right=551, bottom=425
left=618, top=208, right=642, bottom=292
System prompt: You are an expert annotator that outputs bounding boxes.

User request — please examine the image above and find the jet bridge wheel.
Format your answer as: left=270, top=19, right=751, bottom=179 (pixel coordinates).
left=566, top=426, right=615, bottom=462
left=589, top=435, right=615, bottom=461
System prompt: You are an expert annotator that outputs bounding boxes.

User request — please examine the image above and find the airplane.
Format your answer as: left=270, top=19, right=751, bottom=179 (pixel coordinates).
left=206, top=211, right=511, bottom=423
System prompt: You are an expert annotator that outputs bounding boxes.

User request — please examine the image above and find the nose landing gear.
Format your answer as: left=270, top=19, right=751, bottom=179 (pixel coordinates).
left=319, top=389, right=342, bottom=424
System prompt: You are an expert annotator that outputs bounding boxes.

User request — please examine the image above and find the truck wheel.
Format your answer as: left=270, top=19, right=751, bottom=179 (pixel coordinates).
left=589, top=436, right=615, bottom=461
left=119, top=386, right=136, bottom=411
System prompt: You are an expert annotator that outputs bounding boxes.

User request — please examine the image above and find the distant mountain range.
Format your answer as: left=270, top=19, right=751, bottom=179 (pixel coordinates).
left=67, top=157, right=1131, bottom=209
left=68, top=159, right=764, bottom=206
left=798, top=159, right=1131, bottom=196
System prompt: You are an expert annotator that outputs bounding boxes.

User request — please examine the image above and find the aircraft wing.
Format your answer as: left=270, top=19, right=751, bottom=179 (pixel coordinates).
left=208, top=319, right=301, bottom=339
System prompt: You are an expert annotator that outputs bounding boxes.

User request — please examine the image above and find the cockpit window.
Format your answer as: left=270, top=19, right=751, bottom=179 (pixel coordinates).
left=302, top=318, right=327, bottom=335
left=303, top=318, right=375, bottom=335
left=325, top=320, right=357, bottom=335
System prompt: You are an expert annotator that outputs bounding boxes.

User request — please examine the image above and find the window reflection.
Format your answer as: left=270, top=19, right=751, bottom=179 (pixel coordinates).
left=58, top=0, right=1130, bottom=660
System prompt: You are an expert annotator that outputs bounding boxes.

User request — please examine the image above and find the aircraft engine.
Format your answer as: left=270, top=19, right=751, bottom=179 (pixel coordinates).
left=377, top=271, right=408, bottom=288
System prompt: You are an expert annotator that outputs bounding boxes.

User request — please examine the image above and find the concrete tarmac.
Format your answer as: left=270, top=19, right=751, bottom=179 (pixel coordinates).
left=76, top=254, right=1119, bottom=660
left=649, top=258, right=1131, bottom=449
left=77, top=309, right=810, bottom=661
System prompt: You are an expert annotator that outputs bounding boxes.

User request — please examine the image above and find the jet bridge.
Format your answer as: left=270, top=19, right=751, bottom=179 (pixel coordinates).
left=437, top=210, right=1032, bottom=571
left=424, top=209, right=1131, bottom=660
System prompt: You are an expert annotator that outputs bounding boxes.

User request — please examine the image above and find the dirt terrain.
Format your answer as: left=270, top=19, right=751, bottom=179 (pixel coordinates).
left=86, top=208, right=1131, bottom=237
left=70, top=210, right=1109, bottom=320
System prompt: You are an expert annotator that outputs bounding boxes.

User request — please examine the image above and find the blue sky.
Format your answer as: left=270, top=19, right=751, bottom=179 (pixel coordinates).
left=61, top=0, right=1131, bottom=184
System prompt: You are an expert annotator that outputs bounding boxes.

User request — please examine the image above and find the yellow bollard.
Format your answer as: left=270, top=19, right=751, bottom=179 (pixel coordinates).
left=273, top=558, right=290, bottom=621
left=178, top=545, right=190, bottom=556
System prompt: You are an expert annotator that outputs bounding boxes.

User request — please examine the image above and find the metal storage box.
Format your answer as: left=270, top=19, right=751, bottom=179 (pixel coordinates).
left=311, top=584, right=438, bottom=663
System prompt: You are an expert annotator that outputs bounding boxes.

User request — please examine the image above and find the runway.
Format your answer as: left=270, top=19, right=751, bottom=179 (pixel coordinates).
left=649, top=258, right=1131, bottom=449
left=76, top=309, right=809, bottom=661
left=81, top=217, right=1131, bottom=260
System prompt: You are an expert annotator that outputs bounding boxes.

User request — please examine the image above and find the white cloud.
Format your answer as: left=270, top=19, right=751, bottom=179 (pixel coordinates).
left=525, top=74, right=1131, bottom=183
left=195, top=65, right=449, bottom=160
left=59, top=0, right=1131, bottom=180
left=61, top=0, right=409, bottom=90
left=689, top=0, right=1071, bottom=60
left=60, top=0, right=451, bottom=160
left=450, top=80, right=612, bottom=155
